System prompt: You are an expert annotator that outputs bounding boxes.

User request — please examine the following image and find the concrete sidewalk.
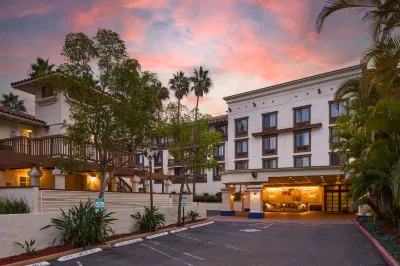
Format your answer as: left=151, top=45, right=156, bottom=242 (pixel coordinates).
left=210, top=211, right=355, bottom=224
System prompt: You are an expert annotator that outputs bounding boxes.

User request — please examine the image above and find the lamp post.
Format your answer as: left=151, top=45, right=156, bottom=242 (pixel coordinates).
left=144, top=145, right=159, bottom=209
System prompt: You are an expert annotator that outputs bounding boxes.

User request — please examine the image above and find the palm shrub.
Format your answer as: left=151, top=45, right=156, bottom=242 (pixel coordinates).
left=0, top=196, right=30, bottom=214
left=131, top=206, right=166, bottom=232
left=41, top=201, right=116, bottom=248
left=186, top=210, right=200, bottom=222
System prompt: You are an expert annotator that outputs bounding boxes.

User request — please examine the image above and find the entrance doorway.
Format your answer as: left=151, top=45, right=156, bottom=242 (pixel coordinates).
left=324, top=184, right=352, bottom=212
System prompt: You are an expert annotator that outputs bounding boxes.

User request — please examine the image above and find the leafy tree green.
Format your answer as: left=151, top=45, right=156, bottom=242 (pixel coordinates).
left=40, top=29, right=162, bottom=198
left=190, top=66, right=213, bottom=197
left=0, top=92, right=26, bottom=112
left=29, top=57, right=55, bottom=78
left=163, top=103, right=221, bottom=224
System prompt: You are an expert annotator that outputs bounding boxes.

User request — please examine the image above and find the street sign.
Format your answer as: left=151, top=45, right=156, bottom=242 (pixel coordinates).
left=182, top=196, right=187, bottom=208
left=95, top=198, right=104, bottom=212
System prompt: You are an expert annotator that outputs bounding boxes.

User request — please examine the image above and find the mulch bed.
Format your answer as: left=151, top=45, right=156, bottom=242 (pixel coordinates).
left=0, top=245, right=72, bottom=265
left=106, top=218, right=208, bottom=241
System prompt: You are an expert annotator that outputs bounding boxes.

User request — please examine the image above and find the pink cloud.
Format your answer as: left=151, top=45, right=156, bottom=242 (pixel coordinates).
left=136, top=53, right=202, bottom=72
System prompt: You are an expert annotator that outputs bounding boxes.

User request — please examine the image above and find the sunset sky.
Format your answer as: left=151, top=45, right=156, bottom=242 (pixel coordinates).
left=0, top=0, right=369, bottom=116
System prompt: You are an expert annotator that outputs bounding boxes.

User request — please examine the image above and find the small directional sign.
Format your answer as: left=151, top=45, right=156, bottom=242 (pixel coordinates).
left=95, top=198, right=104, bottom=212
left=182, top=196, right=187, bottom=208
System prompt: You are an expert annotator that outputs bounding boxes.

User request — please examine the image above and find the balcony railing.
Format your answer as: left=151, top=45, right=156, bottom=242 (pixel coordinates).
left=168, top=159, right=182, bottom=166
left=0, top=135, right=138, bottom=168
left=215, top=154, right=224, bottom=161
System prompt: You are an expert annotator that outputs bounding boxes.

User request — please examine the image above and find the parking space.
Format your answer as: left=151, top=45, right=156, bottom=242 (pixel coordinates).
left=49, top=221, right=386, bottom=266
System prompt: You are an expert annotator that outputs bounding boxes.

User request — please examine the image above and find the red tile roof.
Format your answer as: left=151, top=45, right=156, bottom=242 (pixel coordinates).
left=10, top=71, right=58, bottom=87
left=0, top=106, right=46, bottom=125
left=210, top=114, right=228, bottom=124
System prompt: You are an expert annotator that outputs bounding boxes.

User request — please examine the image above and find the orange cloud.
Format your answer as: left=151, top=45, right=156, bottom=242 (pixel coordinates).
left=136, top=53, right=202, bottom=72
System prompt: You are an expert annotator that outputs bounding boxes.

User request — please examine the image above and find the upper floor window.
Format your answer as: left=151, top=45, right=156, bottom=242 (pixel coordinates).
left=294, top=131, right=310, bottom=152
left=294, top=106, right=310, bottom=126
left=329, top=127, right=338, bottom=147
left=136, top=154, right=144, bottom=164
left=235, top=140, right=248, bottom=158
left=235, top=161, right=248, bottom=170
left=156, top=137, right=165, bottom=144
left=263, top=136, right=277, bottom=155
left=215, top=144, right=224, bottom=160
left=235, top=117, right=248, bottom=137
left=329, top=100, right=345, bottom=123
left=294, top=156, right=310, bottom=167
left=42, top=86, right=54, bottom=98
left=263, top=112, right=277, bottom=131
left=263, top=158, right=277, bottom=169
left=330, top=153, right=342, bottom=166
left=155, top=152, right=162, bottom=164
left=215, top=124, right=227, bottom=134
left=174, top=167, right=182, bottom=176
left=213, top=163, right=225, bottom=181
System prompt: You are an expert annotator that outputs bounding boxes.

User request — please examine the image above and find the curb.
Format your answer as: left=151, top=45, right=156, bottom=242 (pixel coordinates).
left=353, top=219, right=399, bottom=266
left=4, top=219, right=211, bottom=266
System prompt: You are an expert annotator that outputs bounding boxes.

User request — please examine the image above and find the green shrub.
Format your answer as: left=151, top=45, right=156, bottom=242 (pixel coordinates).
left=0, top=196, right=30, bottom=214
left=215, top=192, right=222, bottom=200
left=41, top=201, right=116, bottom=248
left=15, top=239, right=36, bottom=255
left=186, top=210, right=200, bottom=222
left=131, top=206, right=166, bottom=232
left=195, top=192, right=222, bottom=202
left=234, top=192, right=243, bottom=201
left=358, top=217, right=371, bottom=225
left=365, top=222, right=384, bottom=237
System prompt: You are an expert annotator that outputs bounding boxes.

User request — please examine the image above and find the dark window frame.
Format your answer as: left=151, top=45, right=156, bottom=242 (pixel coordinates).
left=235, top=160, right=249, bottom=170
left=262, top=134, right=278, bottom=155
left=235, top=138, right=249, bottom=159
left=329, top=100, right=345, bottom=124
left=262, top=111, right=278, bottom=132
left=293, top=130, right=311, bottom=153
left=329, top=127, right=338, bottom=149
left=215, top=143, right=225, bottom=161
left=293, top=105, right=311, bottom=127
left=294, top=155, right=311, bottom=168
left=154, top=151, right=163, bottom=167
left=235, top=117, right=249, bottom=138
left=213, top=163, right=225, bottom=181
left=329, top=152, right=343, bottom=166
left=262, top=158, right=278, bottom=169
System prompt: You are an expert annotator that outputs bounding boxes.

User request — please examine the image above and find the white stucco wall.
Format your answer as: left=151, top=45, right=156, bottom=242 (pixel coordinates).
left=0, top=204, right=206, bottom=258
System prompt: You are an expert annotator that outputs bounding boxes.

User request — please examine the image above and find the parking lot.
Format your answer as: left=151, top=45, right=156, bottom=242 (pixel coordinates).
left=50, top=221, right=385, bottom=266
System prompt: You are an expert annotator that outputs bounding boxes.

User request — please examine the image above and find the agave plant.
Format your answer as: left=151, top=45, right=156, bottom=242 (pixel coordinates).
left=41, top=201, right=116, bottom=248
left=131, top=206, right=166, bottom=232
left=186, top=210, right=201, bottom=222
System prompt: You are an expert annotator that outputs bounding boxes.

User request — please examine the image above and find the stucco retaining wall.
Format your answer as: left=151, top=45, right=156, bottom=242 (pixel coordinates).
left=197, top=201, right=242, bottom=211
left=0, top=205, right=205, bottom=259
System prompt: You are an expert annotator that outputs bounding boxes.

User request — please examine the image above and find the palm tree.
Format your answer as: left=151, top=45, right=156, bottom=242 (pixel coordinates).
left=168, top=71, right=190, bottom=122
left=0, top=92, right=26, bottom=112
left=29, top=57, right=55, bottom=78
left=190, top=66, right=213, bottom=197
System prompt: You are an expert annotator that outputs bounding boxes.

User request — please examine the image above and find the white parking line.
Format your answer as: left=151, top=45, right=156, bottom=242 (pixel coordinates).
left=140, top=243, right=194, bottom=266
left=146, top=232, right=169, bottom=239
left=113, top=238, right=143, bottom=247
left=170, top=227, right=188, bottom=233
left=26, top=262, right=50, bottom=266
left=176, top=234, right=202, bottom=241
left=151, top=241, right=206, bottom=261
left=57, top=248, right=102, bottom=262
left=264, top=223, right=274, bottom=228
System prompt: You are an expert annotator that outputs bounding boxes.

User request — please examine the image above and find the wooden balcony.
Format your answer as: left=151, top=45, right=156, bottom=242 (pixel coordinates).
left=0, top=135, right=138, bottom=168
left=168, top=159, right=182, bottom=167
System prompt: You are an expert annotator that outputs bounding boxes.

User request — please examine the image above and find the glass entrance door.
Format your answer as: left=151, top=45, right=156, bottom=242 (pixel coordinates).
left=325, top=185, right=351, bottom=212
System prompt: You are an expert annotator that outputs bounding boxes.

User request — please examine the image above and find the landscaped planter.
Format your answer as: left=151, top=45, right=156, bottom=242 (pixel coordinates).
left=354, top=218, right=400, bottom=266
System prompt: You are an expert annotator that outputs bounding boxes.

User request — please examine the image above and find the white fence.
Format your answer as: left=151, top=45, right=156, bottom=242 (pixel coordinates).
left=40, top=190, right=174, bottom=213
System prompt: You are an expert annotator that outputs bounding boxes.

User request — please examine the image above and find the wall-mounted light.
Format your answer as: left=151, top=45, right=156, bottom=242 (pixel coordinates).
left=318, top=88, right=321, bottom=94
left=253, top=102, right=256, bottom=107
left=228, top=108, right=232, bottom=112
left=90, top=176, right=96, bottom=183
left=270, top=194, right=275, bottom=198
left=309, top=193, right=315, bottom=198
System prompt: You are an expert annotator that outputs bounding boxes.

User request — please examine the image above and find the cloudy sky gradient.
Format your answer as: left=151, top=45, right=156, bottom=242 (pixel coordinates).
left=0, top=0, right=369, bottom=116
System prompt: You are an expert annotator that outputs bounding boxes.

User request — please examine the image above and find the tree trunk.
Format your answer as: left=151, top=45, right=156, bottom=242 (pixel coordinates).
left=366, top=197, right=384, bottom=220
left=98, top=170, right=107, bottom=199
left=177, top=168, right=186, bottom=225
left=185, top=178, right=191, bottom=194
left=192, top=96, right=200, bottom=198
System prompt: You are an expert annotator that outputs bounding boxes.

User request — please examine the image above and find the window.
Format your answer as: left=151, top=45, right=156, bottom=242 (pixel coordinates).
left=294, top=106, right=310, bottom=126
left=136, top=154, right=144, bottom=164
left=235, top=161, right=248, bottom=170
left=215, top=124, right=227, bottom=134
left=263, top=135, right=277, bottom=155
left=19, top=176, right=30, bottom=187
left=215, top=144, right=224, bottom=160
left=263, top=158, right=277, bottom=169
left=155, top=152, right=162, bottom=166
left=156, top=137, right=165, bottom=144
left=235, top=117, right=248, bottom=137
left=329, top=127, right=338, bottom=147
left=294, top=131, right=310, bottom=152
left=294, top=156, right=311, bottom=167
left=330, top=153, right=342, bottom=166
left=42, top=86, right=54, bottom=98
left=174, top=167, right=182, bottom=176
left=330, top=101, right=345, bottom=123
left=235, top=140, right=248, bottom=158
left=263, top=112, right=277, bottom=131
left=154, top=169, right=162, bottom=174
left=213, top=163, right=225, bottom=181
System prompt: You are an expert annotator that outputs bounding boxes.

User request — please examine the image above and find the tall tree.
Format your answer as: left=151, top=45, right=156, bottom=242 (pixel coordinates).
left=168, top=71, right=190, bottom=122
left=164, top=103, right=221, bottom=224
left=190, top=66, right=213, bottom=197
left=29, top=57, right=55, bottom=78
left=0, top=92, right=26, bottom=112
left=42, top=29, right=161, bottom=198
